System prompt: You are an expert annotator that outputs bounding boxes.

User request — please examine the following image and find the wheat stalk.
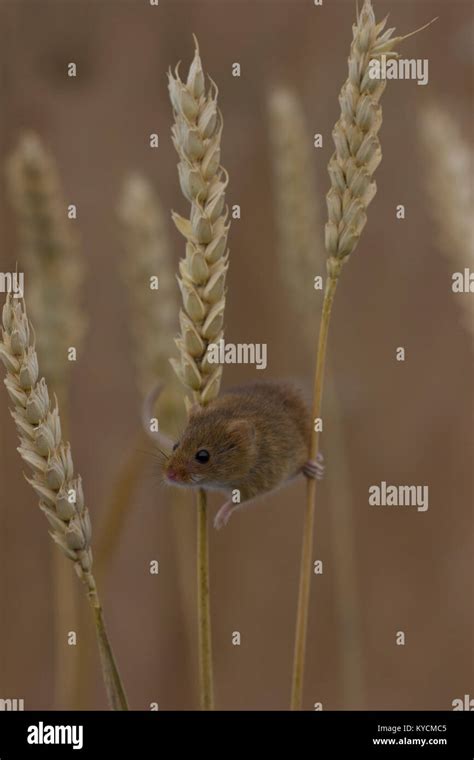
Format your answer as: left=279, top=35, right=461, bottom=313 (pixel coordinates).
left=290, top=0, right=433, bottom=710
left=168, top=35, right=231, bottom=710
left=418, top=104, right=474, bottom=340
left=0, top=295, right=128, bottom=710
left=95, top=175, right=197, bottom=704
left=268, top=86, right=365, bottom=708
left=6, top=131, right=87, bottom=708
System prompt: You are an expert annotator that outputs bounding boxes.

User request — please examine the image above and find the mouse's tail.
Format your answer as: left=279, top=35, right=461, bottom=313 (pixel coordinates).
left=142, top=383, right=174, bottom=454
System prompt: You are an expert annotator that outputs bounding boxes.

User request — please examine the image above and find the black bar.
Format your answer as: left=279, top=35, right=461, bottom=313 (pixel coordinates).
left=0, top=711, right=472, bottom=757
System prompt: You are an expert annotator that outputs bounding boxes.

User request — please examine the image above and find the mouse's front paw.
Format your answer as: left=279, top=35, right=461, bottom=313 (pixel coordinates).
left=303, top=452, right=325, bottom=480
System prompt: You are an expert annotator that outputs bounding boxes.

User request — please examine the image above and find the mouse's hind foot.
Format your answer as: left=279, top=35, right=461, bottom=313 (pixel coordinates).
left=303, top=452, right=324, bottom=480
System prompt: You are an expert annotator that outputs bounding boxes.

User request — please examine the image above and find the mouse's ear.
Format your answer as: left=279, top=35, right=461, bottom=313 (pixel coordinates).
left=227, top=419, right=256, bottom=444
left=187, top=402, right=202, bottom=418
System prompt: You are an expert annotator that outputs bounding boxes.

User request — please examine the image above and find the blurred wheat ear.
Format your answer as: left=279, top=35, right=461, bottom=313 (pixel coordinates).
left=268, top=87, right=365, bottom=708
left=0, top=296, right=128, bottom=710
left=6, top=132, right=86, bottom=709
left=114, top=172, right=199, bottom=692
left=168, top=35, right=231, bottom=710
left=6, top=133, right=86, bottom=399
left=118, top=174, right=180, bottom=404
left=268, top=88, right=321, bottom=310
left=95, top=173, right=184, bottom=579
left=290, top=0, right=434, bottom=710
left=418, top=104, right=474, bottom=341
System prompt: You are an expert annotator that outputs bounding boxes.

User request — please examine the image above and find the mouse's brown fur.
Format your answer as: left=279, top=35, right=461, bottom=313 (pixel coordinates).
left=165, top=381, right=311, bottom=501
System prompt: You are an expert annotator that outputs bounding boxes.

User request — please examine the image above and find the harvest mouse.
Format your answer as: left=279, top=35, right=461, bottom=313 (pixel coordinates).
left=143, top=381, right=324, bottom=529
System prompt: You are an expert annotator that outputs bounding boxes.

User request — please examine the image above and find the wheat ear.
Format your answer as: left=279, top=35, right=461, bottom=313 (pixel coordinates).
left=6, top=132, right=87, bottom=708
left=95, top=174, right=183, bottom=578
left=268, top=88, right=321, bottom=311
left=268, top=87, right=365, bottom=708
left=168, top=35, right=230, bottom=710
left=418, top=104, right=474, bottom=340
left=290, top=0, right=432, bottom=710
left=0, top=296, right=128, bottom=710
left=6, top=133, right=85, bottom=395
left=117, top=172, right=199, bottom=689
left=118, top=174, right=179, bottom=399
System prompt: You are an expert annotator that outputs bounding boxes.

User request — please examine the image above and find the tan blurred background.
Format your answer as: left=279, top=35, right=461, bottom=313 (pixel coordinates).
left=0, top=0, right=472, bottom=710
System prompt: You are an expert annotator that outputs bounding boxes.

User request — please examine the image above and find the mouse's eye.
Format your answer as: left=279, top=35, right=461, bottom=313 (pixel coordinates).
left=172, top=442, right=179, bottom=451
left=195, top=449, right=210, bottom=463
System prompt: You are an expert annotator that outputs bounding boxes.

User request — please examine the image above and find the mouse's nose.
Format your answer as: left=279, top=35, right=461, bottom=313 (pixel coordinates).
left=167, top=467, right=181, bottom=482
